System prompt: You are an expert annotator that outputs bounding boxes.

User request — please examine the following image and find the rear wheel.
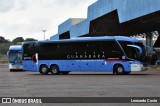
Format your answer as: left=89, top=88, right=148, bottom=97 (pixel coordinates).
left=114, top=65, right=125, bottom=75
left=40, top=65, right=49, bottom=75
left=50, top=65, right=60, bottom=75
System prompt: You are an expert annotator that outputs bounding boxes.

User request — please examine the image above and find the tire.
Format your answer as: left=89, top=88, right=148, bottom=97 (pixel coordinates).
left=10, top=69, right=15, bottom=72
left=50, top=65, right=60, bottom=75
left=61, top=72, right=70, bottom=75
left=114, top=65, right=125, bottom=75
left=39, top=65, right=49, bottom=75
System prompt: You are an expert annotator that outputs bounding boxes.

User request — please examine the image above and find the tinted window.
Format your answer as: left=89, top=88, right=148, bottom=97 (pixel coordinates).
left=24, top=40, right=123, bottom=60
left=118, top=41, right=142, bottom=60
left=60, top=40, right=123, bottom=59
left=23, top=44, right=35, bottom=54
left=9, top=51, right=22, bottom=63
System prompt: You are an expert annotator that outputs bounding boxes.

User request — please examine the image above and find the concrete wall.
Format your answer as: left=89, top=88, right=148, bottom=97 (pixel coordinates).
left=58, top=18, right=85, bottom=35
left=51, top=0, right=160, bottom=40
left=70, top=19, right=90, bottom=38
left=50, top=34, right=59, bottom=40
left=88, top=0, right=160, bottom=22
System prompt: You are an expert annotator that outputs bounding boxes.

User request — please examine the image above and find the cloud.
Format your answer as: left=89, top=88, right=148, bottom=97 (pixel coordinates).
left=0, top=0, right=97, bottom=40
left=54, top=0, right=85, bottom=6
left=0, top=0, right=14, bottom=12
left=1, top=17, right=52, bottom=40
left=14, top=0, right=28, bottom=11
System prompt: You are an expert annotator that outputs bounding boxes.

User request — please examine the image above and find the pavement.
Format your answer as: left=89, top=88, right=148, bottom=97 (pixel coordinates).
left=0, top=64, right=160, bottom=106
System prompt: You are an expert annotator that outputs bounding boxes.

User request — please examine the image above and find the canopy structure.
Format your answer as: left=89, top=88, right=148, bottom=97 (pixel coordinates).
left=50, top=0, right=160, bottom=48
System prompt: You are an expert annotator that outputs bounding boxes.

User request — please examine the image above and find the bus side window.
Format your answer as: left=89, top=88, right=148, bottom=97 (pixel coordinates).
left=24, top=44, right=34, bottom=54
left=34, top=43, right=41, bottom=52
left=102, top=41, right=123, bottom=58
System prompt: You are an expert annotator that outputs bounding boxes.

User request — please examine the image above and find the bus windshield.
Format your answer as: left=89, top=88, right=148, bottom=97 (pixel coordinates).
left=8, top=51, right=22, bottom=63
left=118, top=41, right=146, bottom=61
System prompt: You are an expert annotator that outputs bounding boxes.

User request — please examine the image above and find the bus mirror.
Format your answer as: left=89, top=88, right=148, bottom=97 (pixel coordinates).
left=127, top=45, right=142, bottom=54
left=7, top=51, right=9, bottom=57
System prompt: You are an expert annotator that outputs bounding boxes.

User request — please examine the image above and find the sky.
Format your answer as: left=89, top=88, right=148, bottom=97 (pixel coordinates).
left=0, top=0, right=97, bottom=41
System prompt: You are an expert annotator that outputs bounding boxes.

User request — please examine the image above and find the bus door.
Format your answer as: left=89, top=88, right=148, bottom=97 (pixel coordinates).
left=23, top=43, right=39, bottom=72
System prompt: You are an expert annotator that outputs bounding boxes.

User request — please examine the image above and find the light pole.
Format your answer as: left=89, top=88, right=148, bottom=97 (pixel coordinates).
left=42, top=30, right=46, bottom=40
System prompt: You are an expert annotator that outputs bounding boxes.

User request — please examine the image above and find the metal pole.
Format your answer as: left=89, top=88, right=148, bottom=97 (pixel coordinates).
left=146, top=32, right=154, bottom=53
left=42, top=30, right=46, bottom=40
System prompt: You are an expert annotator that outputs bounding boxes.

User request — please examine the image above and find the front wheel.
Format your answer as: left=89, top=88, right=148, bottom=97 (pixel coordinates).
left=114, top=65, right=125, bottom=75
left=40, top=65, right=49, bottom=75
left=50, top=65, right=60, bottom=75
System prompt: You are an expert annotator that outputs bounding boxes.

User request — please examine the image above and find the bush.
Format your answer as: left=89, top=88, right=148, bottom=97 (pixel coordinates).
left=0, top=43, right=11, bottom=55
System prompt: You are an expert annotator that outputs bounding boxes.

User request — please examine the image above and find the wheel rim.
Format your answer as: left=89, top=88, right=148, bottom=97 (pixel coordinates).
left=52, top=68, right=57, bottom=74
left=42, top=67, right=47, bottom=73
left=117, top=67, right=123, bottom=73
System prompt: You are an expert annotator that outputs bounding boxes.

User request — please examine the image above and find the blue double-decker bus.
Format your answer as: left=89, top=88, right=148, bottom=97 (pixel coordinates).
left=22, top=36, right=148, bottom=75
left=7, top=45, right=23, bottom=72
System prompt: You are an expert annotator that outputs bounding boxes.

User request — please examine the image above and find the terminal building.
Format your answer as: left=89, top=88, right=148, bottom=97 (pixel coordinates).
left=50, top=0, right=160, bottom=49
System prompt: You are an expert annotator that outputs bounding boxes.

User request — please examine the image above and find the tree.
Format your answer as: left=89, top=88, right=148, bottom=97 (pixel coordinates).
left=12, top=37, right=24, bottom=45
left=0, top=36, right=11, bottom=54
left=25, top=38, right=37, bottom=41
left=0, top=43, right=10, bottom=54
left=0, top=36, right=10, bottom=43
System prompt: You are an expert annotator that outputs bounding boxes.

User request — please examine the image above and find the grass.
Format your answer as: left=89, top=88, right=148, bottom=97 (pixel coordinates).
left=0, top=54, right=8, bottom=63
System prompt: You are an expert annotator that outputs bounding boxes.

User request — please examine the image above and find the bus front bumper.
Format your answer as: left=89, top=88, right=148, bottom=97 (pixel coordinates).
left=141, top=66, right=148, bottom=71
left=9, top=64, right=23, bottom=70
left=131, top=64, right=148, bottom=72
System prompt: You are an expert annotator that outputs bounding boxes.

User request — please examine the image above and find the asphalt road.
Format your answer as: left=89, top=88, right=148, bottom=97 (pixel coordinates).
left=0, top=64, right=160, bottom=106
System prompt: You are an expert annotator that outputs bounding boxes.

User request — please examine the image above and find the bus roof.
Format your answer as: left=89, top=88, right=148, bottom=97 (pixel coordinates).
left=56, top=36, right=140, bottom=42
left=9, top=45, right=22, bottom=51
left=23, top=36, right=141, bottom=44
left=114, top=36, right=140, bottom=42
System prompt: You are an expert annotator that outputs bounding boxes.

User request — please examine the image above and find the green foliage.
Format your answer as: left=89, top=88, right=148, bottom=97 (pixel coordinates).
left=12, top=37, right=24, bottom=45
left=25, top=38, right=37, bottom=41
left=0, top=36, right=10, bottom=43
left=0, top=43, right=11, bottom=54
left=0, top=36, right=37, bottom=55
left=0, top=54, right=8, bottom=63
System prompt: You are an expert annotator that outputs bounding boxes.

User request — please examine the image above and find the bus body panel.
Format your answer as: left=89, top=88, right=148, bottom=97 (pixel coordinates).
left=22, top=36, right=148, bottom=74
left=37, top=60, right=81, bottom=72
left=23, top=58, right=146, bottom=73
left=23, top=60, right=38, bottom=72
left=9, top=45, right=22, bottom=51
left=80, top=60, right=107, bottom=72
left=24, top=59, right=132, bottom=73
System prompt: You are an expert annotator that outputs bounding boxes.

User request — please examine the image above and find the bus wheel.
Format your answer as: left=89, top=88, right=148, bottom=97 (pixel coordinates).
left=114, top=65, right=124, bottom=75
left=40, top=65, right=49, bottom=75
left=50, top=65, right=60, bottom=75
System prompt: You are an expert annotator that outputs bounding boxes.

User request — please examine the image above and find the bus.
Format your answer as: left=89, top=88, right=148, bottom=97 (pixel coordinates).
left=22, top=36, right=148, bottom=75
left=7, top=45, right=23, bottom=72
